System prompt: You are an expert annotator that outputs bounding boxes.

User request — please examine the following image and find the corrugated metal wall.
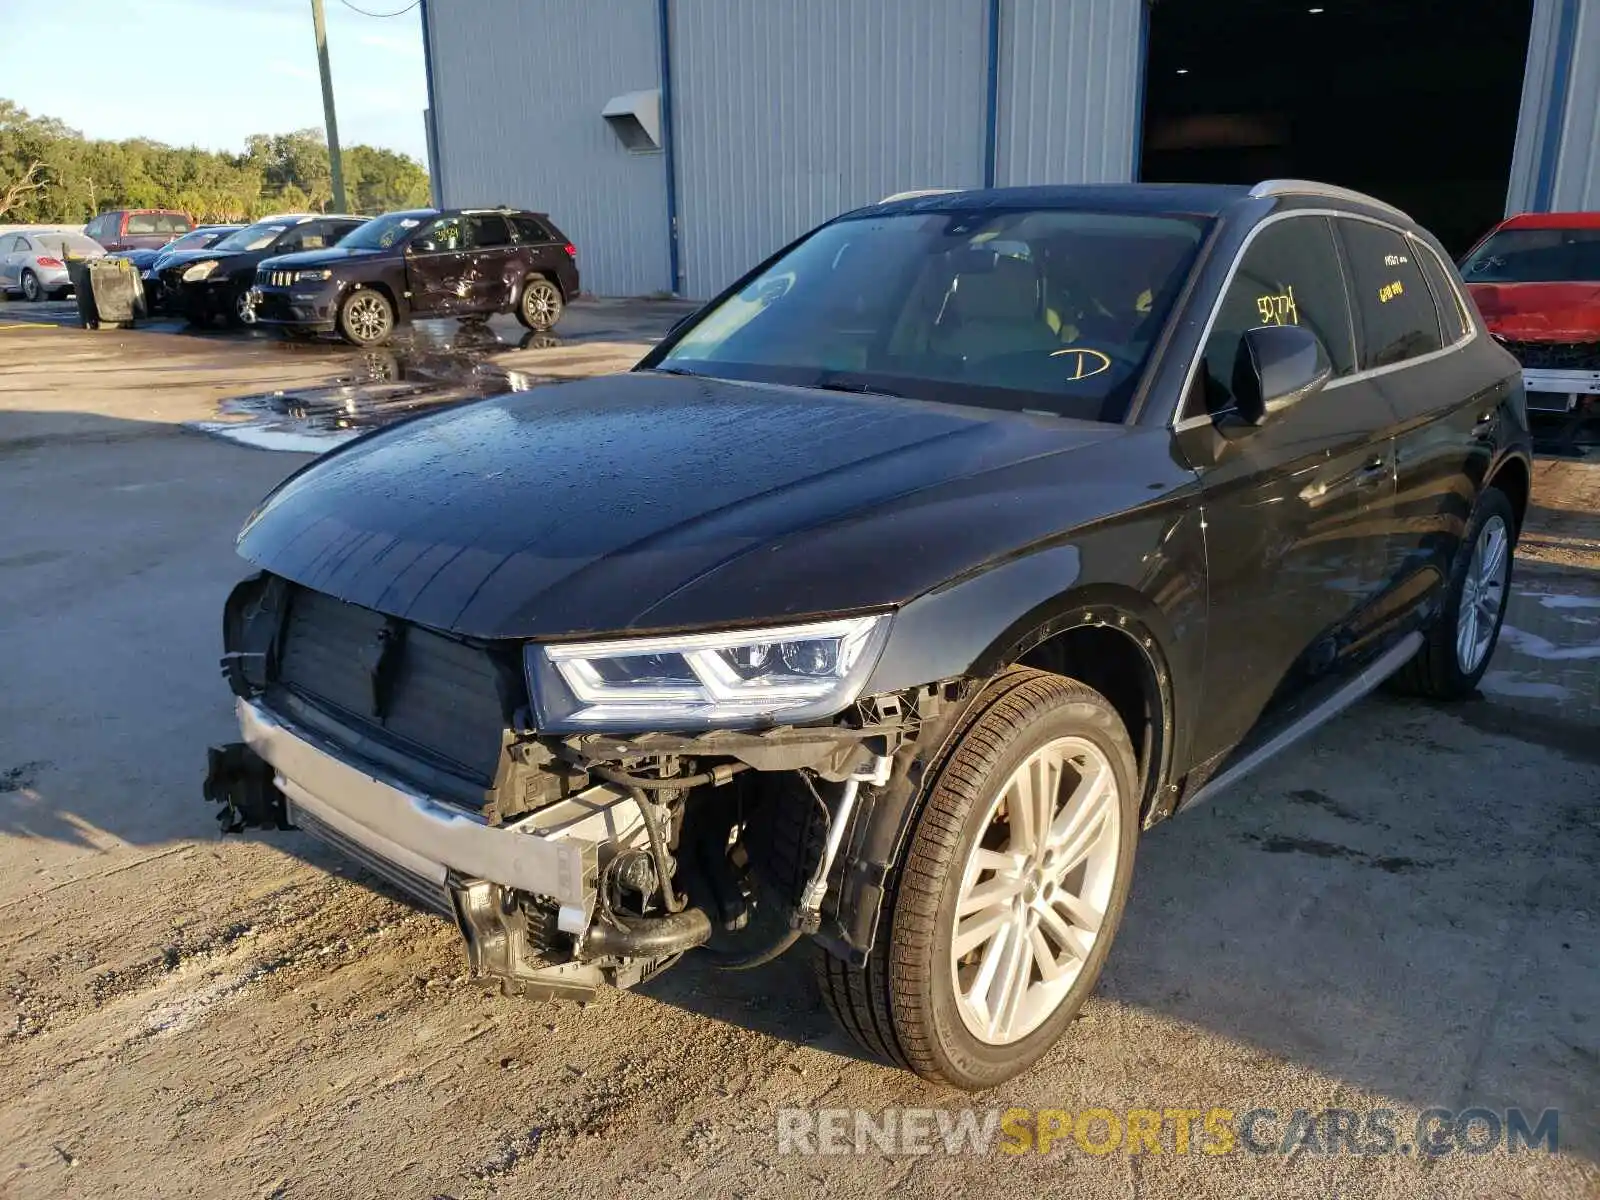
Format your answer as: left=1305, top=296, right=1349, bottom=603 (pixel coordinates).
left=668, top=0, right=992, bottom=298
left=1507, top=0, right=1600, bottom=213
left=994, top=0, right=1143, bottom=187
left=426, top=0, right=669, bottom=297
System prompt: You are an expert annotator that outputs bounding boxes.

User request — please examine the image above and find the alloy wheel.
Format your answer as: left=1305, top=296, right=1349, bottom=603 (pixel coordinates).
left=235, top=289, right=256, bottom=325
left=1456, top=513, right=1510, bottom=674
left=345, top=292, right=390, bottom=343
left=949, top=736, right=1122, bottom=1045
left=21, top=271, right=40, bottom=302
left=523, top=280, right=560, bottom=327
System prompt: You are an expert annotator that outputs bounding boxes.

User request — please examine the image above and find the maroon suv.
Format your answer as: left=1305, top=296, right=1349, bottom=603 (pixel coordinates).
left=84, top=209, right=194, bottom=252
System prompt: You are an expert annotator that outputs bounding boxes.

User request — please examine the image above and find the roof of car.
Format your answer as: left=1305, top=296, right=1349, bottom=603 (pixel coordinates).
left=862, top=183, right=1253, bottom=219
left=250, top=213, right=365, bottom=225
left=1496, top=211, right=1600, bottom=230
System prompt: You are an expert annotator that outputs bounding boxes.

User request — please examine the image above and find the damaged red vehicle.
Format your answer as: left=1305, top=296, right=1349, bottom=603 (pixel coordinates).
left=1461, top=212, right=1600, bottom=428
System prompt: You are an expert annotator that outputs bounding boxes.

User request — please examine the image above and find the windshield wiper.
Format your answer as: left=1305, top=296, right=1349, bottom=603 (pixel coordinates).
left=809, top=376, right=903, bottom=398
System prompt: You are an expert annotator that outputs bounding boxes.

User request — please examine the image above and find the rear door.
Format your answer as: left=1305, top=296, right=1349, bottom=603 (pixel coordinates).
left=464, top=213, right=517, bottom=312
left=1175, top=213, right=1400, bottom=768
left=1337, top=217, right=1501, bottom=642
left=511, top=213, right=567, bottom=288
left=403, top=215, right=471, bottom=316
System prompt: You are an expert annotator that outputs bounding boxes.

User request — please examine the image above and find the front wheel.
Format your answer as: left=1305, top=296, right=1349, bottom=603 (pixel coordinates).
left=515, top=276, right=564, bottom=331
left=338, top=288, right=395, bottom=347
left=1391, top=485, right=1516, bottom=699
left=818, top=667, right=1139, bottom=1089
left=20, top=270, right=42, bottom=302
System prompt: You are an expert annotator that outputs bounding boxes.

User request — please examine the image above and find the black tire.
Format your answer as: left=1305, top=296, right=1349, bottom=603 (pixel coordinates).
left=338, top=288, right=395, bottom=347
left=1391, top=485, right=1517, bottom=699
left=20, top=270, right=42, bottom=302
left=515, top=276, right=564, bottom=331
left=816, top=667, right=1140, bottom=1089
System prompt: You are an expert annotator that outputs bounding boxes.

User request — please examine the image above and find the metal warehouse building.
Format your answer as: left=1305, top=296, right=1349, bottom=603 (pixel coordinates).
left=419, top=0, right=1600, bottom=299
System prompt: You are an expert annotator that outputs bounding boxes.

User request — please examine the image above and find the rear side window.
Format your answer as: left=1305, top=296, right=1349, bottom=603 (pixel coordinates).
left=469, top=213, right=512, bottom=247
left=512, top=215, right=553, bottom=244
left=1412, top=239, right=1470, bottom=342
left=1336, top=219, right=1443, bottom=369
left=1198, top=216, right=1356, bottom=414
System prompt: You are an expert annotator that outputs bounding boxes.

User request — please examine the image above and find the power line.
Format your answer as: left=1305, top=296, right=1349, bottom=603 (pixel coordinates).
left=334, top=0, right=420, bottom=17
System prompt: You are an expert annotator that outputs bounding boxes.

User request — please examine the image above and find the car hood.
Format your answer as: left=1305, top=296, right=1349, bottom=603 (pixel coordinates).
left=237, top=372, right=1131, bottom=639
left=260, top=246, right=379, bottom=270
left=1466, top=281, right=1600, bottom=341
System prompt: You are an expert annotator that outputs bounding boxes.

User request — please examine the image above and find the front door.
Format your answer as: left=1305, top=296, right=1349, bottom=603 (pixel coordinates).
left=1175, top=213, right=1401, bottom=768
left=403, top=215, right=472, bottom=317
left=0, top=236, right=19, bottom=288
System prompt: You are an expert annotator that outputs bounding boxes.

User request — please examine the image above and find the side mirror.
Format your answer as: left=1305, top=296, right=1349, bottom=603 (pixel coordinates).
left=1229, top=324, right=1332, bottom=426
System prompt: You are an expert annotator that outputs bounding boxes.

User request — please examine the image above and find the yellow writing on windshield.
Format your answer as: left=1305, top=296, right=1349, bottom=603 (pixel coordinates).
left=1379, top=280, right=1405, bottom=303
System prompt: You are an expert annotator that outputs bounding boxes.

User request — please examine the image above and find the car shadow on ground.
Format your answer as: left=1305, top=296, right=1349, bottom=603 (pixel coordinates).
left=2, top=404, right=1596, bottom=1158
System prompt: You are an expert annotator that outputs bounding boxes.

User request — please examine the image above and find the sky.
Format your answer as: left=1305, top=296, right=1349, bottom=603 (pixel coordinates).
left=0, top=0, right=430, bottom=164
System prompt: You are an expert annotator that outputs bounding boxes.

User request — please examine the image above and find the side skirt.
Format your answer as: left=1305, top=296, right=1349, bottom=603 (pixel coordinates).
left=1178, top=632, right=1424, bottom=814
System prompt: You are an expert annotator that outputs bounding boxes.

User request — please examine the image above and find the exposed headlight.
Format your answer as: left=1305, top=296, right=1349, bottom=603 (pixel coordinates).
left=525, top=614, right=892, bottom=732
left=294, top=269, right=332, bottom=282
left=181, top=260, right=219, bottom=281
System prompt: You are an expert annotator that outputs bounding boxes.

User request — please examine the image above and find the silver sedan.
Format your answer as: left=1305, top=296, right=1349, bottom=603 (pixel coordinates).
left=0, top=230, right=106, bottom=300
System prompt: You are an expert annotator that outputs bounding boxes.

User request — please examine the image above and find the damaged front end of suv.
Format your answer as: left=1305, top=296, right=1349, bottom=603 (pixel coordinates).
left=208, top=569, right=978, bottom=998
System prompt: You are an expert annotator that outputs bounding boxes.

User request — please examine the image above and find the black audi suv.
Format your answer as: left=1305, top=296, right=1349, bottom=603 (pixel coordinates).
left=207, top=180, right=1531, bottom=1090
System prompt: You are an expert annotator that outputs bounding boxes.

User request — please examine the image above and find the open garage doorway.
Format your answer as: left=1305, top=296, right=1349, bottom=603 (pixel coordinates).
left=1140, top=0, right=1535, bottom=254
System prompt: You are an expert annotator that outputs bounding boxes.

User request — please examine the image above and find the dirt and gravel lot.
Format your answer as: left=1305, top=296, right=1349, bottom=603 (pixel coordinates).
left=0, top=308, right=1596, bottom=1199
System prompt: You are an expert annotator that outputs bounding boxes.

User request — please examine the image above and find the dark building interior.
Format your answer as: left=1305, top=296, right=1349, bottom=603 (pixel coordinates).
left=1139, top=0, right=1536, bottom=254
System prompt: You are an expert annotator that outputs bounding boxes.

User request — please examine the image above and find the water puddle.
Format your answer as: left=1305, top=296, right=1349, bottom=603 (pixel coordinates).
left=191, top=326, right=559, bottom=452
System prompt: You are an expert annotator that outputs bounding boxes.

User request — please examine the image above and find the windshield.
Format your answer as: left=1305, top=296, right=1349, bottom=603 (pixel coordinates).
left=170, top=228, right=227, bottom=251
left=654, top=208, right=1208, bottom=420
left=340, top=211, right=430, bottom=251
left=213, top=222, right=291, bottom=253
left=1460, top=227, right=1600, bottom=283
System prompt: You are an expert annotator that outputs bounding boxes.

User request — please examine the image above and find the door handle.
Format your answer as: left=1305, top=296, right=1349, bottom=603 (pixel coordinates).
left=1357, top=457, right=1389, bottom=482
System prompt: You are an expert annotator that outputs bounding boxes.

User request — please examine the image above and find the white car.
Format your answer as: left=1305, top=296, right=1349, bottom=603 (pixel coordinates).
left=0, top=230, right=105, bottom=301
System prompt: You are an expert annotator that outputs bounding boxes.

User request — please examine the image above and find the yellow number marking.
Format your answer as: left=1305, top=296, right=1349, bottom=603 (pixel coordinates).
left=1255, top=285, right=1299, bottom=326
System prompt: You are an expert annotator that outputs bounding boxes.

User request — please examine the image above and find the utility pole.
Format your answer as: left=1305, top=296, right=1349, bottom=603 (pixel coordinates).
left=310, top=0, right=347, bottom=212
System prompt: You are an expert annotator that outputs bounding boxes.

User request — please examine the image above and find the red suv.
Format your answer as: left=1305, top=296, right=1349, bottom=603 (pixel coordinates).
left=84, top=209, right=195, bottom=252
left=1460, top=212, right=1600, bottom=424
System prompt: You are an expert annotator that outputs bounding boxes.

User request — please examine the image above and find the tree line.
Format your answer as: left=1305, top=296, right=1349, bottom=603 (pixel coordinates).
left=0, top=99, right=431, bottom=225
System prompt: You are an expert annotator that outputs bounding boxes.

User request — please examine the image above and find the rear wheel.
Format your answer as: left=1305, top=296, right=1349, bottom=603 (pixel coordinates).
left=516, top=276, right=563, bottom=331
left=20, top=270, right=41, bottom=302
left=1392, top=486, right=1516, bottom=699
left=338, top=288, right=395, bottom=347
left=817, top=667, right=1140, bottom=1089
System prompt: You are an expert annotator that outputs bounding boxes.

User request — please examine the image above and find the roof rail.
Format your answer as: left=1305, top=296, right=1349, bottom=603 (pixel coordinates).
left=879, top=188, right=960, bottom=204
left=1249, top=179, right=1412, bottom=222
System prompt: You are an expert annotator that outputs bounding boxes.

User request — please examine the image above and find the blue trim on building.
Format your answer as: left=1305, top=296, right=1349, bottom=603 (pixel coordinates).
left=418, top=0, right=443, bottom=207
left=657, top=0, right=682, bottom=295
left=983, top=0, right=1002, bottom=187
left=1533, top=0, right=1580, bottom=211
left=1131, top=0, right=1150, bottom=181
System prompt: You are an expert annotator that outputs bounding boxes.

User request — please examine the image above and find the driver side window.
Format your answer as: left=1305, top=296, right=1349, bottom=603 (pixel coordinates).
left=412, top=216, right=467, bottom=253
left=1196, top=217, right=1356, bottom=417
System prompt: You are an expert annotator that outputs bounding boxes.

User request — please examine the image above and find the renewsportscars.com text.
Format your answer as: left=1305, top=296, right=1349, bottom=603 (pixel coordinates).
left=776, top=1106, right=1560, bottom=1158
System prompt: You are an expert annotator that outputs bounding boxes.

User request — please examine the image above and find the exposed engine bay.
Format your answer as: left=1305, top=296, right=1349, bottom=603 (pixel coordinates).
left=207, top=571, right=974, bottom=1001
